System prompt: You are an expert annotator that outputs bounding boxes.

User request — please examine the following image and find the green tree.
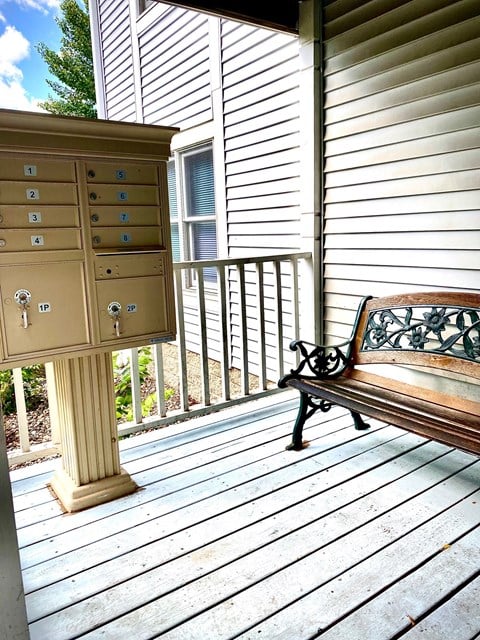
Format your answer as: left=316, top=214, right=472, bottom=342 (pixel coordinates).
left=36, top=0, right=97, bottom=118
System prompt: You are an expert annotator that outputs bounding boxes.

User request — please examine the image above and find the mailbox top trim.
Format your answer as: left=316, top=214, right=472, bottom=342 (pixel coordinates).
left=0, top=109, right=179, bottom=161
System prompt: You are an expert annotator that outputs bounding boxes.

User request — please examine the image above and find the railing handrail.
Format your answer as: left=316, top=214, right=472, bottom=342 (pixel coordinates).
left=173, top=252, right=312, bottom=270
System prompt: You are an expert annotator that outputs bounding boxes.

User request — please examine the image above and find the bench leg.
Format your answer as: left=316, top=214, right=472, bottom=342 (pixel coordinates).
left=351, top=410, right=370, bottom=431
left=286, top=392, right=332, bottom=451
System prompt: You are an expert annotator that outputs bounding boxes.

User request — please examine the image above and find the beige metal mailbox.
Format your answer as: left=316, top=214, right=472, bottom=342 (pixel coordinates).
left=0, top=109, right=178, bottom=368
left=0, top=109, right=178, bottom=512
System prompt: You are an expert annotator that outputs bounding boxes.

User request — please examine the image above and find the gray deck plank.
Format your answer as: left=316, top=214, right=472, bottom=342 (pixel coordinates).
left=73, top=462, right=478, bottom=640
left=25, top=431, right=437, bottom=626
left=9, top=394, right=480, bottom=640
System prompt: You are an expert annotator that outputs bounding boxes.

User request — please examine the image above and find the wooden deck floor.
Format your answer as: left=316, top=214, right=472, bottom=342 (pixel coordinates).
left=11, top=390, right=480, bottom=640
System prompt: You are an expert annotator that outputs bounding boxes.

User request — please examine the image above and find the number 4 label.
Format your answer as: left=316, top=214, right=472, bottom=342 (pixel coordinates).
left=31, top=235, right=44, bottom=246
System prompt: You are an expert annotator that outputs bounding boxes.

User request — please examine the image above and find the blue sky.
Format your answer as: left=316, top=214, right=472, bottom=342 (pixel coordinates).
left=0, top=0, right=62, bottom=111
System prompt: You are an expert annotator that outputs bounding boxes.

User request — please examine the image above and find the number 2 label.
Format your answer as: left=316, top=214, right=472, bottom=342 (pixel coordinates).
left=26, top=188, right=40, bottom=200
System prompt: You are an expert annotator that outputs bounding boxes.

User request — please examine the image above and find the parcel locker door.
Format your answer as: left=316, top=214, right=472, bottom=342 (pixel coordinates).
left=0, top=262, right=89, bottom=358
left=96, top=276, right=170, bottom=342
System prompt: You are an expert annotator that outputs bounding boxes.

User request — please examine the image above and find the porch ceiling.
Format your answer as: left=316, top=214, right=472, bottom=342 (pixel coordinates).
left=157, top=0, right=299, bottom=33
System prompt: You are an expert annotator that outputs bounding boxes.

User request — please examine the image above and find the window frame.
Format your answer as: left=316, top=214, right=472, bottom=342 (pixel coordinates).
left=169, top=142, right=217, bottom=290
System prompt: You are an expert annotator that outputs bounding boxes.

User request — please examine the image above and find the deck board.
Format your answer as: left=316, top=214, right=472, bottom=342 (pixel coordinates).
left=10, top=391, right=480, bottom=640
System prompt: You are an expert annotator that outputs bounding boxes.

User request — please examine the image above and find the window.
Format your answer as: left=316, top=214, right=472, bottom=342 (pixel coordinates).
left=168, top=145, right=217, bottom=284
left=138, top=0, right=155, bottom=14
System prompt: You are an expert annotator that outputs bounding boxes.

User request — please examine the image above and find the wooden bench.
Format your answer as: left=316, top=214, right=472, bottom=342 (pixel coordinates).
left=278, top=292, right=480, bottom=455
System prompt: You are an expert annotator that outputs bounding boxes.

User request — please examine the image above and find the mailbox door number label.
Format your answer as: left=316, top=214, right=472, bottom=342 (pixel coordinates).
left=24, top=165, right=37, bottom=177
left=28, top=212, right=42, bottom=223
left=38, top=302, right=51, bottom=313
left=26, top=188, right=40, bottom=200
left=31, top=235, right=44, bottom=246
left=126, top=304, right=137, bottom=313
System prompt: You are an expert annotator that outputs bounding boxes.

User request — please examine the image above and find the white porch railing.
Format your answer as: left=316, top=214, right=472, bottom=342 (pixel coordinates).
left=6, top=252, right=311, bottom=466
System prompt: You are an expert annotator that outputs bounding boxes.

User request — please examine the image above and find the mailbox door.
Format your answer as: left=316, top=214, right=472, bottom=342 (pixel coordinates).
left=0, top=262, right=89, bottom=358
left=96, top=276, right=170, bottom=342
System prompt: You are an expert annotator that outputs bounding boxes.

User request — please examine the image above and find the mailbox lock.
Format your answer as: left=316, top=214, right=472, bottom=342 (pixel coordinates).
left=107, top=301, right=122, bottom=337
left=0, top=239, right=5, bottom=247
left=93, top=235, right=101, bottom=244
left=91, top=214, right=99, bottom=223
left=89, top=192, right=97, bottom=201
left=87, top=170, right=96, bottom=178
left=14, top=289, right=32, bottom=329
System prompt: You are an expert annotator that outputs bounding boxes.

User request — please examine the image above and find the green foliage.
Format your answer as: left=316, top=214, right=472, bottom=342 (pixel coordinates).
left=0, top=365, right=46, bottom=415
left=113, top=348, right=175, bottom=423
left=36, top=0, right=97, bottom=118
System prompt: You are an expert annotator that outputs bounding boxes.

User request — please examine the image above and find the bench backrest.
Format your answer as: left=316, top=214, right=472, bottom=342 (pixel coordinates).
left=351, top=292, right=480, bottom=381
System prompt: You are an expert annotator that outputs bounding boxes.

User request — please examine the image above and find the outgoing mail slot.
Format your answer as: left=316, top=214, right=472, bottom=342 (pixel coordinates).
left=85, top=163, right=157, bottom=185
left=91, top=227, right=162, bottom=249
left=0, top=182, right=78, bottom=205
left=0, top=229, right=81, bottom=251
left=0, top=205, right=79, bottom=228
left=96, top=276, right=170, bottom=342
left=89, top=206, right=159, bottom=227
left=87, top=184, right=158, bottom=206
left=0, top=261, right=89, bottom=358
left=0, top=157, right=76, bottom=182
left=94, top=252, right=165, bottom=279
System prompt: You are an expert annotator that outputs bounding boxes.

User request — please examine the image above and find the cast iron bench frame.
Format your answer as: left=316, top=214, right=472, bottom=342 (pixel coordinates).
left=278, top=292, right=480, bottom=455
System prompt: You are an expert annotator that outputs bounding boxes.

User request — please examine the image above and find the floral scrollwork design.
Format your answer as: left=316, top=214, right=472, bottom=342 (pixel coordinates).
left=362, top=304, right=480, bottom=362
left=278, top=339, right=351, bottom=387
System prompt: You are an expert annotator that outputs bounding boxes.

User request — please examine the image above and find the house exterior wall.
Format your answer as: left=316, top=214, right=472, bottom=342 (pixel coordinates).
left=90, top=1, right=303, bottom=379
left=321, top=0, right=480, bottom=343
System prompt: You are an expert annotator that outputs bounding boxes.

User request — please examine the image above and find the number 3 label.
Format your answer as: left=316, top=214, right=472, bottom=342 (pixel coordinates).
left=28, top=212, right=42, bottom=223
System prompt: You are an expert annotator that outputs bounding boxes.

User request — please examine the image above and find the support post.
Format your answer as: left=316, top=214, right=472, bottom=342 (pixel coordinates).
left=49, top=352, right=137, bottom=512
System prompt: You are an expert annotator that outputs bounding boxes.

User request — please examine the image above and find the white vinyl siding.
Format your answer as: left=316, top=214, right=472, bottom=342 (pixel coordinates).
left=322, top=0, right=480, bottom=342
left=97, top=0, right=136, bottom=121
left=138, top=7, right=212, bottom=128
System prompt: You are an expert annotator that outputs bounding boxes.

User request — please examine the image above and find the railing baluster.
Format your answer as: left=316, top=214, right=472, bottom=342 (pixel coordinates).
left=237, top=263, right=249, bottom=396
left=130, top=348, right=142, bottom=424
left=256, top=262, right=267, bottom=391
left=175, top=269, right=189, bottom=411
left=274, top=260, right=284, bottom=379
left=153, top=344, right=166, bottom=417
left=196, top=267, right=210, bottom=406
left=13, top=368, right=30, bottom=453
left=292, top=257, right=301, bottom=366
left=218, top=264, right=230, bottom=401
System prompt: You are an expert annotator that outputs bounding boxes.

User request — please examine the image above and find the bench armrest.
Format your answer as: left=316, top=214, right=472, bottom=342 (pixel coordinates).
left=278, top=338, right=353, bottom=387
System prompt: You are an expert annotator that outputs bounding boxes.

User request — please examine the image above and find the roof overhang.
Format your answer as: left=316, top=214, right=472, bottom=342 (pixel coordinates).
left=158, top=1, right=299, bottom=34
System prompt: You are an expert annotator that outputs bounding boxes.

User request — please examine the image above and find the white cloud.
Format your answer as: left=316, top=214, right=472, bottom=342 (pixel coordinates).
left=15, top=0, right=60, bottom=15
left=0, top=24, right=44, bottom=110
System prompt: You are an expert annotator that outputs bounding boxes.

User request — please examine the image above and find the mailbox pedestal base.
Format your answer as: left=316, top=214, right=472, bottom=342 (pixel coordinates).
left=48, top=352, right=137, bottom=512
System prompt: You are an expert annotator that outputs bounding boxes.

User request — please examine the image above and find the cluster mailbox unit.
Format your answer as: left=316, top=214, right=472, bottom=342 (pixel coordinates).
left=0, top=108, right=178, bottom=511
